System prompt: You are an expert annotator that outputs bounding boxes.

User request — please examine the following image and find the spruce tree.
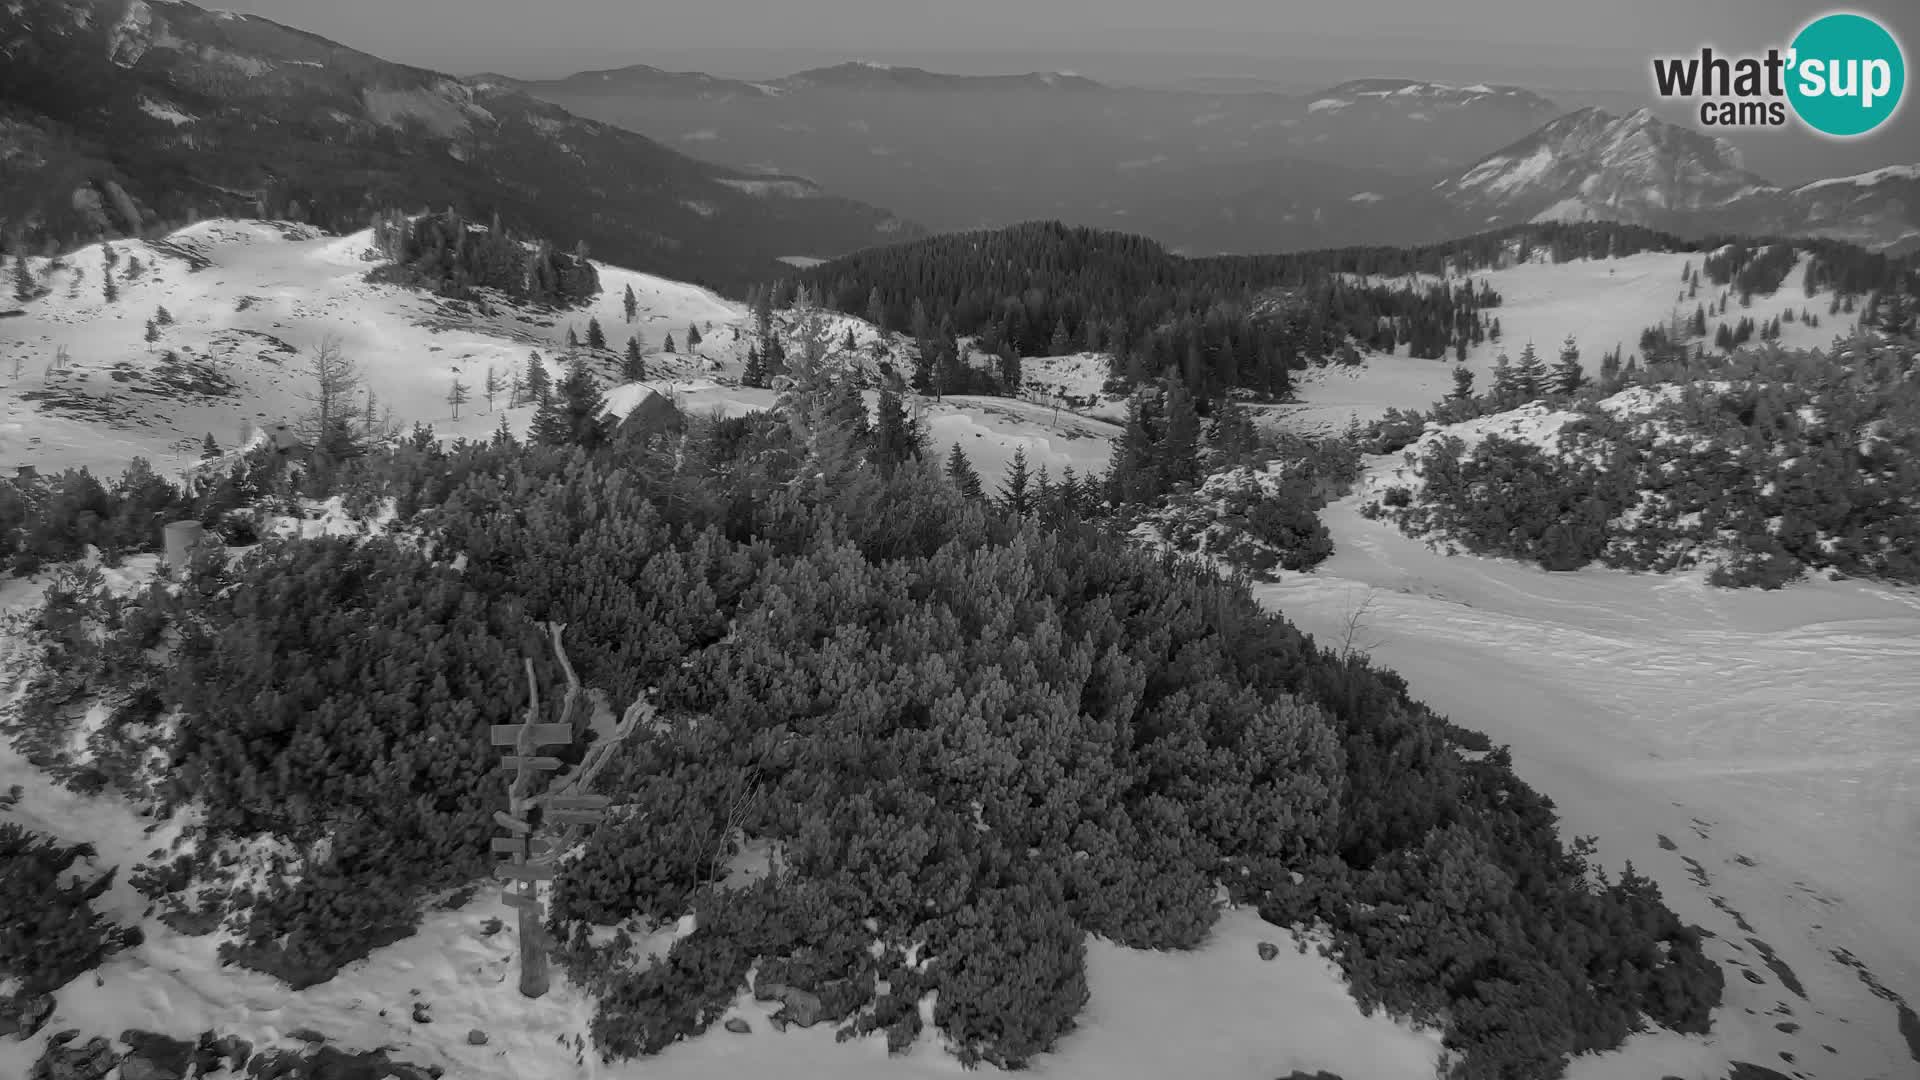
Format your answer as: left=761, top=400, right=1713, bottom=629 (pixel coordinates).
left=866, top=287, right=886, bottom=331
left=525, top=351, right=552, bottom=404
left=587, top=317, right=607, bottom=351
left=624, top=337, right=646, bottom=381
left=1489, top=352, right=1517, bottom=405
left=998, top=446, right=1033, bottom=515
left=1552, top=336, right=1584, bottom=395
left=553, top=363, right=611, bottom=450
left=742, top=344, right=765, bottom=388
left=201, top=432, right=221, bottom=459
left=1451, top=365, right=1475, bottom=400
left=10, top=252, right=31, bottom=302
left=664, top=333, right=676, bottom=354
left=1512, top=342, right=1547, bottom=400
left=1160, top=380, right=1201, bottom=489
left=871, top=388, right=918, bottom=469
left=687, top=323, right=702, bottom=349
left=623, top=283, right=638, bottom=323
left=946, top=442, right=984, bottom=499
left=566, top=326, right=580, bottom=350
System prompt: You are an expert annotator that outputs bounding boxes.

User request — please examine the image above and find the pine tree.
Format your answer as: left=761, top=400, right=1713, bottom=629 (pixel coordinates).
left=999, top=446, right=1034, bottom=515
left=664, top=333, right=676, bottom=354
left=946, top=443, right=984, bottom=499
left=200, top=431, right=221, bottom=459
left=492, top=413, right=515, bottom=448
left=623, top=337, right=645, bottom=381
left=483, top=366, right=502, bottom=412
left=623, top=283, right=638, bottom=323
left=447, top=373, right=470, bottom=419
left=1451, top=365, right=1475, bottom=400
left=687, top=323, right=702, bottom=349
left=1552, top=335, right=1584, bottom=395
left=566, top=326, right=580, bottom=351
left=587, top=317, right=607, bottom=351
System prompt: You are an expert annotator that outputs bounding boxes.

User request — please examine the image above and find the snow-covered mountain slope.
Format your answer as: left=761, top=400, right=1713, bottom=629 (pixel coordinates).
left=0, top=218, right=1118, bottom=491
left=1792, top=166, right=1920, bottom=256
left=1267, top=247, right=1849, bottom=436
left=0, top=0, right=916, bottom=290
left=1437, top=107, right=1781, bottom=224
left=0, top=219, right=737, bottom=475
left=1430, top=108, right=1919, bottom=250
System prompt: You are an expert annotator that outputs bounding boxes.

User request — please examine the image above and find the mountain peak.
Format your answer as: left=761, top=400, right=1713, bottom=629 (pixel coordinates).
left=1439, top=106, right=1779, bottom=226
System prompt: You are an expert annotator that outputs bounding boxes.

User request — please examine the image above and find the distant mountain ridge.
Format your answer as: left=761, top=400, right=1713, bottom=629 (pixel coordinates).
left=0, top=0, right=919, bottom=289
left=1435, top=107, right=1920, bottom=252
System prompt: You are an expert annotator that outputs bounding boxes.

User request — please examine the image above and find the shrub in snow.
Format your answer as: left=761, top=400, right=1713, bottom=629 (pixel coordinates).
left=0, top=823, right=144, bottom=1007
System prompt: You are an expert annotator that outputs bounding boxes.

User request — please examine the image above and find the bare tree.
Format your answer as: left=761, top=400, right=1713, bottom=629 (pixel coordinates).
left=447, top=373, right=470, bottom=419
left=296, top=335, right=364, bottom=450
left=1337, top=587, right=1382, bottom=661
left=483, top=365, right=501, bottom=413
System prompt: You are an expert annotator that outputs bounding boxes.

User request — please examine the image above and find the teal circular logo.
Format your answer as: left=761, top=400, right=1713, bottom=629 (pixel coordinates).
left=1787, top=12, right=1905, bottom=137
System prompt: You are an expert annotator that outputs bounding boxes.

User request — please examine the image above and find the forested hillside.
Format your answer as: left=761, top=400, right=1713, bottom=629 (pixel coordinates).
left=3, top=347, right=1721, bottom=1080
left=783, top=221, right=1918, bottom=403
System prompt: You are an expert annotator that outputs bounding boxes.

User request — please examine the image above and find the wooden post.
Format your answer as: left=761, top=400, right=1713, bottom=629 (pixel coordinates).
left=497, top=654, right=562, bottom=998
left=492, top=622, right=638, bottom=998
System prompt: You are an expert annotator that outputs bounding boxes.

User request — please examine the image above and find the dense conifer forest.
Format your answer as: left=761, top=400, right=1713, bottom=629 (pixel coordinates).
left=3, top=348, right=1722, bottom=1080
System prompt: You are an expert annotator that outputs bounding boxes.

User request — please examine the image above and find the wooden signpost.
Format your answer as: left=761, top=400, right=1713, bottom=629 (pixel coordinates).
left=492, top=622, right=649, bottom=999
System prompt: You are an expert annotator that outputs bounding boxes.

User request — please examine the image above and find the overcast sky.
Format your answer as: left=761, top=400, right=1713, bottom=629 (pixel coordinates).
left=214, top=0, right=1909, bottom=85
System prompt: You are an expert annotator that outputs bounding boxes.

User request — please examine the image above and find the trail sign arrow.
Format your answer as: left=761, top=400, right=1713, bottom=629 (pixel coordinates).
left=493, top=811, right=532, bottom=834
left=499, top=863, right=555, bottom=882
left=546, top=809, right=605, bottom=826
left=542, top=794, right=611, bottom=812
left=499, top=756, right=563, bottom=772
left=490, top=723, right=573, bottom=747
left=492, top=836, right=554, bottom=857
left=501, top=891, right=542, bottom=911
